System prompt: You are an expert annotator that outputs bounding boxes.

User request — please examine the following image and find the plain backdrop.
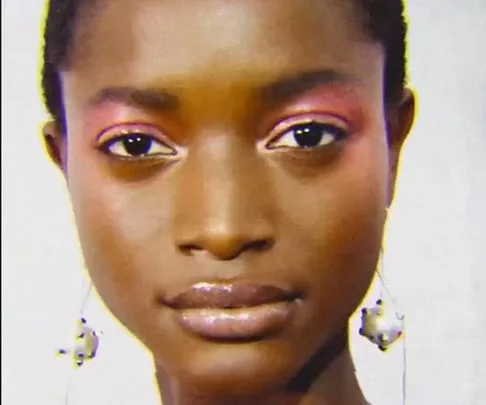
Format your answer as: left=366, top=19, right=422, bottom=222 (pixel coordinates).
left=2, top=1, right=486, bottom=404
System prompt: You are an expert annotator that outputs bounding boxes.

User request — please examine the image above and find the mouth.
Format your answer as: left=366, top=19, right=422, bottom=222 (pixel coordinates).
left=158, top=282, right=300, bottom=341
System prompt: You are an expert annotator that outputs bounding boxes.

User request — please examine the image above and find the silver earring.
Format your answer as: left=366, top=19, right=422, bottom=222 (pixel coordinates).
left=56, top=282, right=103, bottom=368
left=57, top=317, right=103, bottom=367
left=359, top=298, right=404, bottom=352
left=359, top=249, right=405, bottom=352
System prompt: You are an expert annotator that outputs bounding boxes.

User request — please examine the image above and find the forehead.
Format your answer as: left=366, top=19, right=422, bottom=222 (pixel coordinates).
left=66, top=0, right=383, bottom=103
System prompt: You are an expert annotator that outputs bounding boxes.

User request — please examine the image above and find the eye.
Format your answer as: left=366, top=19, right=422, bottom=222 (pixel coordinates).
left=99, top=130, right=177, bottom=159
left=266, top=121, right=348, bottom=150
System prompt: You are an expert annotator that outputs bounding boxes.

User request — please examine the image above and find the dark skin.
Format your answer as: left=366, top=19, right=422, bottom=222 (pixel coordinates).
left=43, top=0, right=415, bottom=404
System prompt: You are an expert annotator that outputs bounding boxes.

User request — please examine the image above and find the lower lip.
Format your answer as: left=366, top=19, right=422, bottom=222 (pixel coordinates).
left=174, top=302, right=295, bottom=340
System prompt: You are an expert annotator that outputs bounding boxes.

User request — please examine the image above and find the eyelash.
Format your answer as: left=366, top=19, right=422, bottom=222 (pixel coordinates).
left=97, top=126, right=177, bottom=160
left=264, top=115, right=350, bottom=151
left=97, top=115, right=349, bottom=161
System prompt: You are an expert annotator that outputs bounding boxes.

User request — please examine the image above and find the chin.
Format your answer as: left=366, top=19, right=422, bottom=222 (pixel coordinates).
left=159, top=339, right=299, bottom=396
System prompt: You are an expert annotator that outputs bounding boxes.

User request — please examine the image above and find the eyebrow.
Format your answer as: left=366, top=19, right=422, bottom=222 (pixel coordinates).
left=87, top=69, right=359, bottom=112
left=88, top=86, right=179, bottom=111
left=261, top=69, right=361, bottom=106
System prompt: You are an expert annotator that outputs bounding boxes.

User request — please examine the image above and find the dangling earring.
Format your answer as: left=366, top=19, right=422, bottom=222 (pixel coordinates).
left=56, top=281, right=103, bottom=368
left=358, top=210, right=408, bottom=405
left=359, top=248, right=405, bottom=352
left=55, top=280, right=104, bottom=405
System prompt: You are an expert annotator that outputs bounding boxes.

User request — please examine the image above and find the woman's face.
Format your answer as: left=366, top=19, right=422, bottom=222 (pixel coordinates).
left=47, top=0, right=413, bottom=396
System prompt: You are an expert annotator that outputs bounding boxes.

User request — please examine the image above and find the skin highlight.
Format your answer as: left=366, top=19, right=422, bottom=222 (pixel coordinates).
left=43, top=0, right=415, bottom=404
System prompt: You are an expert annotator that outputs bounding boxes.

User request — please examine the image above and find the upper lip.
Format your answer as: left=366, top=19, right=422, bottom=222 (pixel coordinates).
left=160, top=282, right=298, bottom=309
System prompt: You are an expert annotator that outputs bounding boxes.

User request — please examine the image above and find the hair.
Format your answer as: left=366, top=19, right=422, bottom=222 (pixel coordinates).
left=41, top=0, right=408, bottom=135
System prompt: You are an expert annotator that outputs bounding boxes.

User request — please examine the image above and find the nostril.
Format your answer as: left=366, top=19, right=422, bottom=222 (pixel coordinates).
left=179, top=244, right=204, bottom=256
left=245, top=239, right=273, bottom=252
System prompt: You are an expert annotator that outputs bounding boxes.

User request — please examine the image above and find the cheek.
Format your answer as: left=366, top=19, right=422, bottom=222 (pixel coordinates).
left=279, top=126, right=389, bottom=241
left=277, top=128, right=389, bottom=325
left=66, top=139, right=172, bottom=320
left=318, top=129, right=389, bottom=268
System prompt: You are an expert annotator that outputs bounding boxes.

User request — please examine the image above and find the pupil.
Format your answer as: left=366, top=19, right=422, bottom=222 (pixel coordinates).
left=293, top=123, right=327, bottom=148
left=123, top=135, right=152, bottom=156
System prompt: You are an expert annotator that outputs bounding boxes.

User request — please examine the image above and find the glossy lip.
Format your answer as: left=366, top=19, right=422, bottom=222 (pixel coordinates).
left=159, top=282, right=300, bottom=340
left=161, top=282, right=298, bottom=309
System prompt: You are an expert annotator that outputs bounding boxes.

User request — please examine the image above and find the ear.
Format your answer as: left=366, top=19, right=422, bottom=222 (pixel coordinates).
left=386, top=88, right=416, bottom=207
left=42, top=121, right=67, bottom=175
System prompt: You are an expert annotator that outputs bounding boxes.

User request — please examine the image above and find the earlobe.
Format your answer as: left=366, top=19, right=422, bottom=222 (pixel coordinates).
left=42, top=121, right=67, bottom=173
left=387, top=88, right=416, bottom=206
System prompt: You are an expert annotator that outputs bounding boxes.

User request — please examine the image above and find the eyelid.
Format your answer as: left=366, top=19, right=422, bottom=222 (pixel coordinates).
left=96, top=123, right=175, bottom=146
left=261, top=113, right=351, bottom=146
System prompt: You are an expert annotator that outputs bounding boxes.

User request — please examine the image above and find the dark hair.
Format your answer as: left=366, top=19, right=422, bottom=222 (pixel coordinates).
left=41, top=0, right=408, bottom=135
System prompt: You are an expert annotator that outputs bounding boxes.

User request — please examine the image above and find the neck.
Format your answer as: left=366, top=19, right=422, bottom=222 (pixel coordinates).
left=155, top=329, right=367, bottom=405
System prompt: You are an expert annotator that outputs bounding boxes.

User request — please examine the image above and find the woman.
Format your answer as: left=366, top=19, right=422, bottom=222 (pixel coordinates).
left=41, top=0, right=415, bottom=403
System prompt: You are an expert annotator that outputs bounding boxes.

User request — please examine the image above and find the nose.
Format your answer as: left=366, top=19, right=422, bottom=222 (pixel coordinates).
left=172, top=136, right=276, bottom=261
